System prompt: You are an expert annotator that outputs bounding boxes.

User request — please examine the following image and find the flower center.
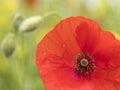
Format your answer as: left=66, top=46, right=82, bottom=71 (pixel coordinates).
left=74, top=52, right=96, bottom=78
left=80, top=58, right=88, bottom=67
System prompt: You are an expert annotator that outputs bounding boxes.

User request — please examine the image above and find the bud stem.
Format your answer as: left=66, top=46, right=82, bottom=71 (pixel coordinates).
left=41, top=11, right=63, bottom=20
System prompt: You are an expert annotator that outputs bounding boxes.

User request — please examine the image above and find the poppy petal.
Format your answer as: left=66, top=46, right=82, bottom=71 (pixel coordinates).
left=107, top=67, right=120, bottom=83
left=92, top=30, right=120, bottom=68
left=36, top=17, right=87, bottom=67
left=39, top=54, right=91, bottom=90
left=90, top=65, right=120, bottom=89
left=76, top=19, right=101, bottom=54
left=91, top=30, right=120, bottom=87
left=90, top=78, right=120, bottom=90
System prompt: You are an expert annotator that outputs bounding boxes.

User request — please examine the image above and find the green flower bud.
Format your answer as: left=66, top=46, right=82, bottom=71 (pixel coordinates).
left=18, top=16, right=42, bottom=32
left=12, top=13, right=23, bottom=31
left=1, top=33, right=16, bottom=58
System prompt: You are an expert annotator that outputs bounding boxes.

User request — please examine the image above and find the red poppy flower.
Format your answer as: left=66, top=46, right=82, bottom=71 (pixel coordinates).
left=36, top=16, right=120, bottom=90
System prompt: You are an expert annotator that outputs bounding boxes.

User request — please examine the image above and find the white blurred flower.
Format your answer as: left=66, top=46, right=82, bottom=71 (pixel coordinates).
left=18, top=16, right=42, bottom=32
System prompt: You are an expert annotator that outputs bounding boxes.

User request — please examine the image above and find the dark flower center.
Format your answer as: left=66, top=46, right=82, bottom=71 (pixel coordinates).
left=74, top=52, right=96, bottom=78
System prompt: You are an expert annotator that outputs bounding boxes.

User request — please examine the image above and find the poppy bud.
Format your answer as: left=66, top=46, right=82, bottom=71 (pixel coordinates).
left=12, top=13, right=23, bottom=31
left=1, top=33, right=16, bottom=58
left=18, top=16, right=42, bottom=32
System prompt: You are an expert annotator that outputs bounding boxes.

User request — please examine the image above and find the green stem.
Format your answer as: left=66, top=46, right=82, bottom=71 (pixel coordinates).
left=19, top=33, right=26, bottom=90
left=7, top=57, right=20, bottom=90
left=41, top=11, right=64, bottom=20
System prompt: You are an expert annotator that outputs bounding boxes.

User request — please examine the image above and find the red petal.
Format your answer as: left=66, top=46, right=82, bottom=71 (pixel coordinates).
left=107, top=67, right=120, bottom=83
left=36, top=16, right=86, bottom=67
left=90, top=67, right=120, bottom=90
left=76, top=19, right=101, bottom=54
left=39, top=54, right=91, bottom=90
left=92, top=31, right=120, bottom=68
left=40, top=55, right=119, bottom=90
left=90, top=78, right=120, bottom=90
left=91, top=31, right=120, bottom=88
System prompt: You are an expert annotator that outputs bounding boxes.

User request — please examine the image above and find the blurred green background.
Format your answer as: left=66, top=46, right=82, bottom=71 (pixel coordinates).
left=0, top=0, right=120, bottom=90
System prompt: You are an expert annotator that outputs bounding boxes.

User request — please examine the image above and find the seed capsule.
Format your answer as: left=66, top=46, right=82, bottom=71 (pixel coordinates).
left=80, top=58, right=89, bottom=67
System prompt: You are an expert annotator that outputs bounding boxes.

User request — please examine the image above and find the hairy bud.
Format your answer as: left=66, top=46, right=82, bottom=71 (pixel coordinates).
left=18, top=16, right=42, bottom=32
left=12, top=13, right=23, bottom=31
left=1, top=33, right=16, bottom=58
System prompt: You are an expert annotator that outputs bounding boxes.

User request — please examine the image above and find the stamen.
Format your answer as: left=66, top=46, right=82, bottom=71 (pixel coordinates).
left=74, top=52, right=96, bottom=78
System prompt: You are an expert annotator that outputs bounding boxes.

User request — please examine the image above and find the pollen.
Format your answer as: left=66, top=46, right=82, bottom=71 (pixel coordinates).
left=74, top=52, right=96, bottom=78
